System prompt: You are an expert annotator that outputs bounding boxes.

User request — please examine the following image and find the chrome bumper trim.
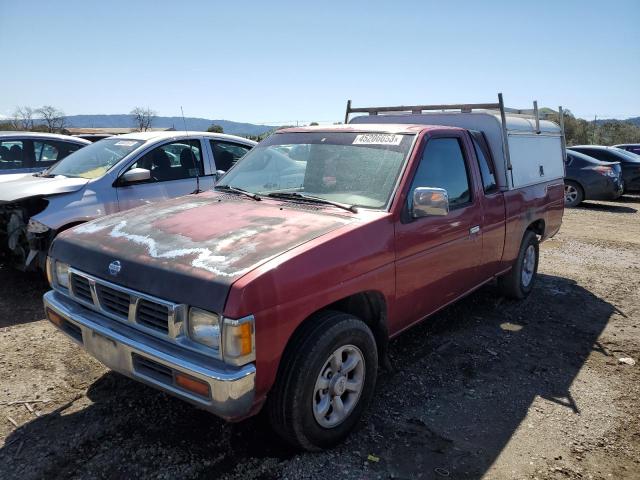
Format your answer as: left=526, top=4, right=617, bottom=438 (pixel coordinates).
left=43, top=290, right=255, bottom=420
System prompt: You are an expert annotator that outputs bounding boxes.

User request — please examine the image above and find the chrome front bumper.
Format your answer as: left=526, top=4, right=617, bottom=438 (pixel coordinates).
left=43, top=290, right=256, bottom=420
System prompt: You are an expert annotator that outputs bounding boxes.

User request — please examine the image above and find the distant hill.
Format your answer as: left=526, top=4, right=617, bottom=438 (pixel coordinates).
left=594, top=116, right=640, bottom=127
left=62, top=114, right=277, bottom=136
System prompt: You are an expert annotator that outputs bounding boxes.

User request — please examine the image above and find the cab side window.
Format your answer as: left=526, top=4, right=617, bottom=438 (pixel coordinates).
left=125, top=140, right=203, bottom=183
left=411, top=137, right=472, bottom=210
left=210, top=140, right=252, bottom=171
left=0, top=140, right=25, bottom=169
left=470, top=134, right=497, bottom=193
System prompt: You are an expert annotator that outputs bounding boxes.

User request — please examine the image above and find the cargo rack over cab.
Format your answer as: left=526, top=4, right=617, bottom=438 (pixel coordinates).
left=345, top=93, right=566, bottom=190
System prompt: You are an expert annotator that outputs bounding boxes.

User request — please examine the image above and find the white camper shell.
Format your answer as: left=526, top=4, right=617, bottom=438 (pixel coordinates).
left=346, top=94, right=566, bottom=190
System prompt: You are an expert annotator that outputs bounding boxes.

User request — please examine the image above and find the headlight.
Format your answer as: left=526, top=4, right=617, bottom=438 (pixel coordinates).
left=223, top=316, right=255, bottom=366
left=55, top=262, right=70, bottom=289
left=45, top=256, right=54, bottom=287
left=188, top=308, right=221, bottom=349
left=27, top=218, right=50, bottom=234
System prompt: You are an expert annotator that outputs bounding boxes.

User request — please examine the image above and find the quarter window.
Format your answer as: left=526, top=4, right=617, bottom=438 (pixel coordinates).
left=210, top=140, right=252, bottom=171
left=126, top=140, right=204, bottom=183
left=411, top=138, right=472, bottom=209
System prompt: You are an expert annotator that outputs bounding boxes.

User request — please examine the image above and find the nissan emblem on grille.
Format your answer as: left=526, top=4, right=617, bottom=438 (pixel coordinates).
left=108, top=260, right=121, bottom=276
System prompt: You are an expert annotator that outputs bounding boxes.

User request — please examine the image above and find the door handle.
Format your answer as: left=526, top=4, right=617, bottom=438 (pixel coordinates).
left=470, top=225, right=480, bottom=235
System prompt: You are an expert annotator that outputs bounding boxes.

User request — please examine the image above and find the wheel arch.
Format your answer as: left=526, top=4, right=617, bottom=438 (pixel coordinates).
left=526, top=218, right=546, bottom=238
left=56, top=220, right=87, bottom=234
left=279, top=290, right=389, bottom=370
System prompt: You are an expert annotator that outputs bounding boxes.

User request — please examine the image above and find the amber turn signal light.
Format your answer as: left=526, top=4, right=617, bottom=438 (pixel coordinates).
left=174, top=372, right=210, bottom=398
left=238, top=322, right=253, bottom=356
left=46, top=308, right=65, bottom=327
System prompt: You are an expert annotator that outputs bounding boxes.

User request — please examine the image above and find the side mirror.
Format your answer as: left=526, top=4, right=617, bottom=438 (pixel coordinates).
left=120, top=168, right=151, bottom=185
left=412, top=187, right=449, bottom=218
left=215, top=169, right=226, bottom=181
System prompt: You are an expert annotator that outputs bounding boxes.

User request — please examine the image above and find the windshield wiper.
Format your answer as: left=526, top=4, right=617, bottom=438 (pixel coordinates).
left=214, top=184, right=261, bottom=201
left=267, top=192, right=358, bottom=213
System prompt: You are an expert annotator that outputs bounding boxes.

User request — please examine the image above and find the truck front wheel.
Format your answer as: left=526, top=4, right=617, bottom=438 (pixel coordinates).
left=267, top=311, right=378, bottom=451
left=498, top=230, right=539, bottom=299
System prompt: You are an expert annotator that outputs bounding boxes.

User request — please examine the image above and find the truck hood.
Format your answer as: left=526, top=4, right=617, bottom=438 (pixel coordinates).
left=51, top=191, right=354, bottom=313
left=0, top=174, right=89, bottom=203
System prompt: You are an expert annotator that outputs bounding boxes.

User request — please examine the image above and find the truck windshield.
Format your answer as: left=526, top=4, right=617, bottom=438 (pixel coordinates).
left=217, top=131, right=414, bottom=209
left=46, top=139, right=144, bottom=179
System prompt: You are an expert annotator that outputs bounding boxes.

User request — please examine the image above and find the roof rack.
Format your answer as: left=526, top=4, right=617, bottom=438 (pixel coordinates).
left=344, top=93, right=567, bottom=174
left=344, top=93, right=552, bottom=125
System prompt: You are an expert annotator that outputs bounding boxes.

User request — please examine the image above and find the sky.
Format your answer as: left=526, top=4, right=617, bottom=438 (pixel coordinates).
left=1, top=0, right=639, bottom=125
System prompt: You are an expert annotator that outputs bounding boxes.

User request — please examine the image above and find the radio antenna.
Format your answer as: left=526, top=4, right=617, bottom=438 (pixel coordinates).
left=181, top=106, right=201, bottom=194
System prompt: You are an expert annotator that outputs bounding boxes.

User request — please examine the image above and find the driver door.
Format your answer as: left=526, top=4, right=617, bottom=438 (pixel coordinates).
left=394, top=135, right=483, bottom=330
left=116, top=139, right=213, bottom=211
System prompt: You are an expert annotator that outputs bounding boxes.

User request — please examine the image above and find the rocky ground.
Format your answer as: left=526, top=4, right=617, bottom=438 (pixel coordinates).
left=1, top=195, right=639, bottom=480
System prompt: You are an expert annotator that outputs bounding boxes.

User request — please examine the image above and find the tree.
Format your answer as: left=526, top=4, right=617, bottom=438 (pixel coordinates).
left=11, top=106, right=35, bottom=130
left=309, top=122, right=319, bottom=126
left=207, top=124, right=224, bottom=133
left=130, top=106, right=156, bottom=131
left=36, top=105, right=66, bottom=133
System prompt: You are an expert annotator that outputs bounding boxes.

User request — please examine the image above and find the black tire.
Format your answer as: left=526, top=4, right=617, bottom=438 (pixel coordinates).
left=498, top=230, right=539, bottom=299
left=267, top=310, right=378, bottom=451
left=564, top=181, right=584, bottom=207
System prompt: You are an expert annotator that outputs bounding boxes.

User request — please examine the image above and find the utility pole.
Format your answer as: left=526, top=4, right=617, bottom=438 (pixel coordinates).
left=593, top=115, right=597, bottom=144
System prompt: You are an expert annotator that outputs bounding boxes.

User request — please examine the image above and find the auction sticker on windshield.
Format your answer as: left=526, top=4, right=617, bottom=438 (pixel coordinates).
left=353, top=134, right=403, bottom=146
left=114, top=140, right=139, bottom=147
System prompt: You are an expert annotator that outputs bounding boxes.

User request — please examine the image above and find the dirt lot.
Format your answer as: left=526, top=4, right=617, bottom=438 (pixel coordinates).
left=1, top=195, right=639, bottom=480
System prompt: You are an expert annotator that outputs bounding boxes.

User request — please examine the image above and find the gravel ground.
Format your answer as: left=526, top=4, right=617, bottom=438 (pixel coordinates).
left=1, top=194, right=639, bottom=480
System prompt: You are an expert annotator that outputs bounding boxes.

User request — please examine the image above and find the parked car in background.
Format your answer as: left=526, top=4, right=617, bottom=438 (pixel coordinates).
left=0, top=132, right=90, bottom=175
left=613, top=144, right=640, bottom=156
left=0, top=131, right=255, bottom=270
left=43, top=97, right=565, bottom=450
left=74, top=133, right=114, bottom=142
left=563, top=150, right=623, bottom=207
left=568, top=145, right=640, bottom=192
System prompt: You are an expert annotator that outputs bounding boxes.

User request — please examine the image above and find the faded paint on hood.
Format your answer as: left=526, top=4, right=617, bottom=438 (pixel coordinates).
left=0, top=174, right=89, bottom=203
left=51, top=191, right=354, bottom=312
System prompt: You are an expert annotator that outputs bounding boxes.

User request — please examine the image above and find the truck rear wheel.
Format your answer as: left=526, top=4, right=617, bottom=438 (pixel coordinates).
left=498, top=230, right=539, bottom=299
left=267, top=311, right=378, bottom=451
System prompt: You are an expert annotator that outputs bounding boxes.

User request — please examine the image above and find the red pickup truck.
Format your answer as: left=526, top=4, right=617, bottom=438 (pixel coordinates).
left=43, top=98, right=565, bottom=450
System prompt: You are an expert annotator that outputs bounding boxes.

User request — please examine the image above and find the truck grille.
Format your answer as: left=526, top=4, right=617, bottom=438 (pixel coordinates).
left=66, top=268, right=176, bottom=340
left=137, top=300, right=170, bottom=334
left=96, top=285, right=131, bottom=318
left=70, top=274, right=93, bottom=303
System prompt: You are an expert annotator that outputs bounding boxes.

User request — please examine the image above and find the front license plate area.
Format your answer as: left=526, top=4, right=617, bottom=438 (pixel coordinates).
left=85, top=331, right=127, bottom=371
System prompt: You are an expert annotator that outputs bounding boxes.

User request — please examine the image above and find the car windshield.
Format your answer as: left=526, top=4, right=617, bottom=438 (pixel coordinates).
left=46, top=138, right=144, bottom=179
left=217, top=131, right=414, bottom=209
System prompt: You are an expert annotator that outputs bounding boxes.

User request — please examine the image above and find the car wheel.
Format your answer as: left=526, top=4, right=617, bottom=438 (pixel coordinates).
left=498, top=230, right=539, bottom=299
left=564, top=181, right=584, bottom=207
left=267, top=311, right=378, bottom=451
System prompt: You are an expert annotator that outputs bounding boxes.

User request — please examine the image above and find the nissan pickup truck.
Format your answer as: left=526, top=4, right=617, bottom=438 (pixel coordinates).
left=43, top=99, right=565, bottom=450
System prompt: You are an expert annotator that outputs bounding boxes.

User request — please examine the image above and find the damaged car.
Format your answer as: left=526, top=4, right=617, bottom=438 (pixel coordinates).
left=0, top=131, right=255, bottom=270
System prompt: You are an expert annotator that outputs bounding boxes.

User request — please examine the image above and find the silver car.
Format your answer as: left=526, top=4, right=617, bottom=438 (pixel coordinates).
left=0, top=131, right=256, bottom=269
left=0, top=131, right=90, bottom=175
